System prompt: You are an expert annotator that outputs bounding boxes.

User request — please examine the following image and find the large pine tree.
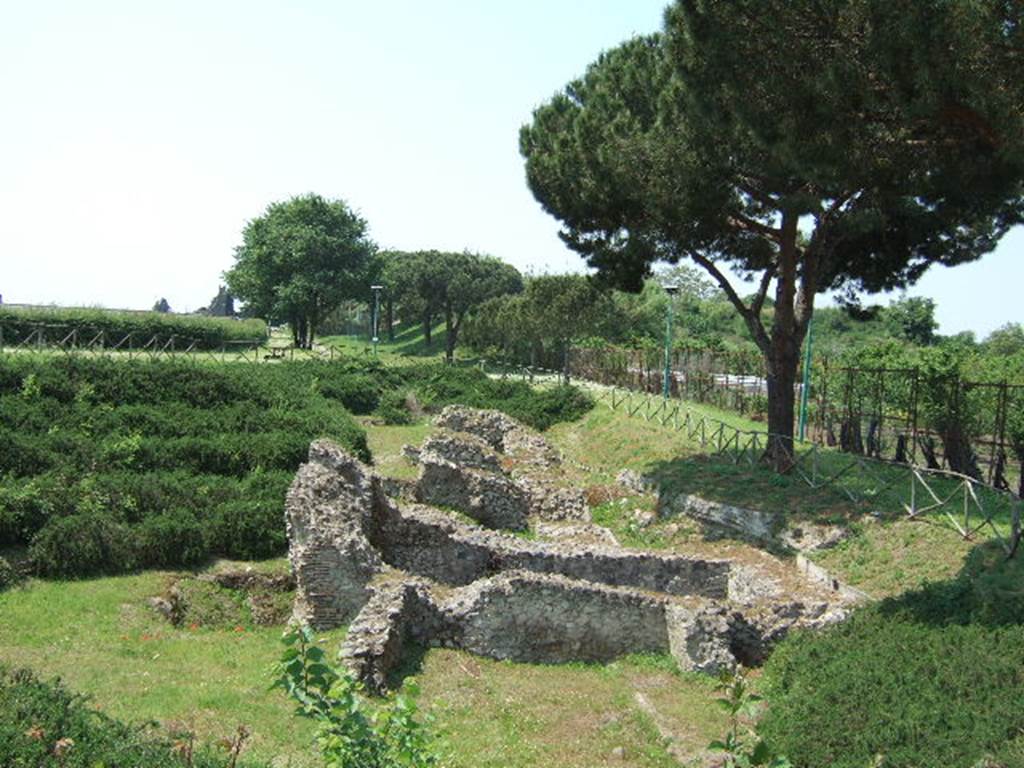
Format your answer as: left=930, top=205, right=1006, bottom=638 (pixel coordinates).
left=520, top=0, right=1024, bottom=469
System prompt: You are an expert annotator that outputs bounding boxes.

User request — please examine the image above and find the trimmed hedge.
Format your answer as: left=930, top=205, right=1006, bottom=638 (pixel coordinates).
left=377, top=364, right=594, bottom=430
left=0, top=356, right=591, bottom=578
left=0, top=305, right=268, bottom=350
left=0, top=666, right=270, bottom=767
left=0, top=357, right=369, bottom=577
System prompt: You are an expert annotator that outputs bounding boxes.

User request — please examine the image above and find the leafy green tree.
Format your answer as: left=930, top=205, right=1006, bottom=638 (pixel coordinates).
left=385, top=250, right=523, bottom=361
left=224, top=194, right=376, bottom=348
left=152, top=298, right=171, bottom=313
left=985, top=323, right=1024, bottom=357
left=520, top=0, right=1024, bottom=469
left=437, top=252, right=523, bottom=362
left=384, top=251, right=447, bottom=345
left=470, top=275, right=611, bottom=381
left=885, top=296, right=938, bottom=346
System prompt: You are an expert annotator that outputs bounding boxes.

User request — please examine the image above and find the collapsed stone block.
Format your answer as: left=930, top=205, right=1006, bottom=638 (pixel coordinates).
left=666, top=603, right=737, bottom=675
left=415, top=453, right=531, bottom=531
left=660, top=492, right=778, bottom=541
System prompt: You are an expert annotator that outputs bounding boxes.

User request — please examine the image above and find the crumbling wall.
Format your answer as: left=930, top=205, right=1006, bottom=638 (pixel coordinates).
left=415, top=453, right=531, bottom=531
left=410, top=420, right=588, bottom=528
left=371, top=500, right=730, bottom=598
left=286, top=441, right=384, bottom=629
left=439, top=572, right=670, bottom=664
left=288, top=423, right=857, bottom=694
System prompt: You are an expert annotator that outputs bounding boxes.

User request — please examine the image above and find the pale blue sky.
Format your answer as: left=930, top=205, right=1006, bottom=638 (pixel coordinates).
left=1, top=1, right=1020, bottom=337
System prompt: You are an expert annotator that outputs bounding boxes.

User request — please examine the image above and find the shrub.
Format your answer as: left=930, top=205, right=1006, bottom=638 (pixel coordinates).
left=28, top=514, right=138, bottom=579
left=396, top=364, right=594, bottom=430
left=374, top=388, right=416, bottom=425
left=318, top=372, right=384, bottom=414
left=0, top=665, right=268, bottom=767
left=760, top=560, right=1024, bottom=768
left=0, top=556, right=16, bottom=591
left=273, top=625, right=443, bottom=768
left=135, top=511, right=208, bottom=568
left=0, top=305, right=268, bottom=350
left=501, top=385, right=594, bottom=431
left=206, top=499, right=288, bottom=561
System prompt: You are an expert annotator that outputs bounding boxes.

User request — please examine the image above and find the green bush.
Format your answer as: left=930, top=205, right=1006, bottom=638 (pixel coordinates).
left=0, top=356, right=586, bottom=579
left=374, top=388, right=416, bottom=425
left=0, top=665, right=269, bottom=767
left=206, top=498, right=289, bottom=561
left=501, top=385, right=595, bottom=431
left=761, top=553, right=1024, bottom=768
left=135, top=511, right=208, bottom=568
left=0, top=556, right=16, bottom=591
left=0, top=305, right=268, bottom=350
left=27, top=513, right=138, bottom=578
left=396, top=364, right=594, bottom=430
left=273, top=625, right=443, bottom=768
left=318, top=372, right=384, bottom=414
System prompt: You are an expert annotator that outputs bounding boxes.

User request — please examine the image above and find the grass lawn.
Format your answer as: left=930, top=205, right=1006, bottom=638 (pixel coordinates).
left=0, top=567, right=336, bottom=766
left=0, top=565, right=730, bottom=767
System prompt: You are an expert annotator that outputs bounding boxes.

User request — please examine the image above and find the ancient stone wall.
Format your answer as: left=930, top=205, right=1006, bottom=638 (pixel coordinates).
left=415, top=455, right=531, bottom=531
left=410, top=420, right=588, bottom=528
left=371, top=499, right=730, bottom=598
left=285, top=442, right=384, bottom=629
left=287, top=412, right=859, bottom=694
left=442, top=572, right=671, bottom=664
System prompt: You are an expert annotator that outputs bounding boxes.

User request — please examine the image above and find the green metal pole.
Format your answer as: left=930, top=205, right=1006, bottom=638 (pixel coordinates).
left=798, top=316, right=814, bottom=442
left=662, top=295, right=675, bottom=399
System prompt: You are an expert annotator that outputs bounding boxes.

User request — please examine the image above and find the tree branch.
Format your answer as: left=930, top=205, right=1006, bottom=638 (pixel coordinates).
left=689, top=251, right=771, bottom=352
left=728, top=214, right=783, bottom=242
left=750, top=265, right=776, bottom=321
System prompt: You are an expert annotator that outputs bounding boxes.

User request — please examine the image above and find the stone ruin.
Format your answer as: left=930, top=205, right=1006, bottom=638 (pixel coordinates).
left=286, top=406, right=857, bottom=694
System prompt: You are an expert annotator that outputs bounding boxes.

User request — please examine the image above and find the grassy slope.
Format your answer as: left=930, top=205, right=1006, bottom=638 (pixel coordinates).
left=544, top=396, right=1008, bottom=598
left=320, top=321, right=451, bottom=363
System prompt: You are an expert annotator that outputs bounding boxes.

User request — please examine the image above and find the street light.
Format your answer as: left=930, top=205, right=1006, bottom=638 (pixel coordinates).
left=663, top=284, right=679, bottom=398
left=370, top=284, right=384, bottom=355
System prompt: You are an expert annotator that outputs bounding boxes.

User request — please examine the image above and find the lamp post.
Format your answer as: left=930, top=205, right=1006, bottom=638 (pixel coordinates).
left=370, top=284, right=384, bottom=355
left=797, top=315, right=814, bottom=442
left=663, top=284, right=679, bottom=398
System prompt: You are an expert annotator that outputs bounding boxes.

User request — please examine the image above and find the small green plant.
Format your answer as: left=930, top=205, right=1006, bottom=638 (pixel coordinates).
left=272, top=625, right=443, bottom=768
left=709, top=669, right=791, bottom=768
left=0, top=556, right=18, bottom=591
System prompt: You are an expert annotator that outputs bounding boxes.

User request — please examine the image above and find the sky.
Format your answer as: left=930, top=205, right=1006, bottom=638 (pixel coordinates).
left=1, top=0, right=1020, bottom=338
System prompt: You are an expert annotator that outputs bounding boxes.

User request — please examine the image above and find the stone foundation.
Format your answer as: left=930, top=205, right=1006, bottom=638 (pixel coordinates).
left=371, top=500, right=730, bottom=598
left=287, top=410, right=859, bottom=694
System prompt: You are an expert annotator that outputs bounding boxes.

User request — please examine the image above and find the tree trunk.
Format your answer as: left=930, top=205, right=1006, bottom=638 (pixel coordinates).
left=423, top=311, right=432, bottom=344
left=386, top=298, right=394, bottom=342
left=765, top=339, right=799, bottom=471
left=444, top=307, right=457, bottom=364
left=562, top=340, right=571, bottom=385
